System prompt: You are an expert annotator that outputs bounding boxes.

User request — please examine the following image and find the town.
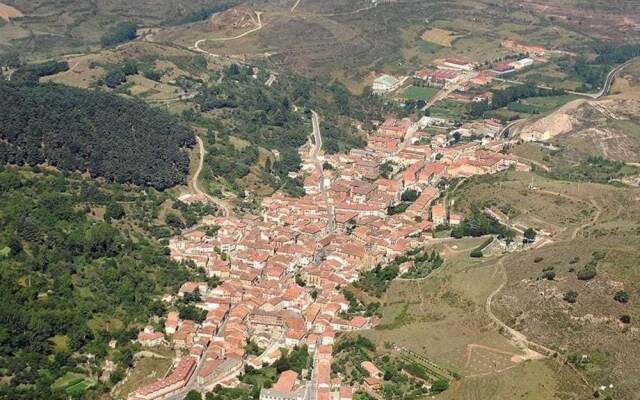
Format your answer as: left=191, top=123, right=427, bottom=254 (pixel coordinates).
left=124, top=45, right=543, bottom=400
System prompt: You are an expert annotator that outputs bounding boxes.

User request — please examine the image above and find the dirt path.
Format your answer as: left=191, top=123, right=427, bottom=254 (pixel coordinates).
left=481, top=188, right=604, bottom=385
left=290, top=0, right=302, bottom=13
left=191, top=136, right=233, bottom=217
left=485, top=258, right=551, bottom=357
left=536, top=190, right=603, bottom=239
left=192, top=11, right=263, bottom=56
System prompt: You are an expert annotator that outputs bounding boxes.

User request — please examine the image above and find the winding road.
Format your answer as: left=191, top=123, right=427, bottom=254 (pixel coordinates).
left=192, top=11, right=263, bottom=57
left=191, top=136, right=233, bottom=217
left=497, top=59, right=636, bottom=139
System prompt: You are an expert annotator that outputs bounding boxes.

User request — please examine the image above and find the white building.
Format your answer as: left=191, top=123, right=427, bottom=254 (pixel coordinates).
left=373, top=74, right=401, bottom=94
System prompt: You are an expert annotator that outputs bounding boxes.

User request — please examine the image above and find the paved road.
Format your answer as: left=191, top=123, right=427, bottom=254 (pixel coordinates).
left=497, top=59, right=636, bottom=140
left=494, top=58, right=636, bottom=100
left=310, top=111, right=335, bottom=232
left=192, top=136, right=233, bottom=217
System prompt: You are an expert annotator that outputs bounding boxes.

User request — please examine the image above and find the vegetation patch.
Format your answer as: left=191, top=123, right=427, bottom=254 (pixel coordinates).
left=0, top=80, right=195, bottom=190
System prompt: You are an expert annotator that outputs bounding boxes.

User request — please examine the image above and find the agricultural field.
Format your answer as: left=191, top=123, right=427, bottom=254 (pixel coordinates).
left=52, top=372, right=94, bottom=398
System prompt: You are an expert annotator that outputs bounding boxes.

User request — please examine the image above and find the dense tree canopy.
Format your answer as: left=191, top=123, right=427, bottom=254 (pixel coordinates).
left=0, top=81, right=195, bottom=189
left=100, top=22, right=138, bottom=47
left=0, top=169, right=194, bottom=399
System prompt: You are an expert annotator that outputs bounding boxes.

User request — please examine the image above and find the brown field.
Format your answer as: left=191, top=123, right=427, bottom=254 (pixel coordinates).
left=0, top=2, right=22, bottom=21
left=421, top=28, right=462, bottom=47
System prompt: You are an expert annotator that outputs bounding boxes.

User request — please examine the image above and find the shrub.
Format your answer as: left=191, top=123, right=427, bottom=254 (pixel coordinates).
left=620, top=315, right=631, bottom=324
left=533, top=257, right=544, bottom=263
left=563, top=290, right=578, bottom=304
left=101, top=22, right=138, bottom=47
left=613, top=290, right=629, bottom=304
left=542, top=270, right=556, bottom=281
left=577, top=268, right=597, bottom=281
left=431, top=379, right=449, bottom=394
left=469, top=250, right=483, bottom=258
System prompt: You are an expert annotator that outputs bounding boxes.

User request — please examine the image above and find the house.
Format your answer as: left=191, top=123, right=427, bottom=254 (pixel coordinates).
left=414, top=69, right=459, bottom=88
left=165, top=311, right=179, bottom=335
left=431, top=204, right=446, bottom=225
left=361, top=361, right=383, bottom=379
left=513, top=57, right=534, bottom=69
left=259, top=370, right=306, bottom=400
left=363, top=377, right=382, bottom=391
left=493, top=62, right=515, bottom=75
left=137, top=329, right=165, bottom=347
left=449, top=213, right=463, bottom=226
left=198, top=356, right=244, bottom=389
left=373, top=74, right=401, bottom=94
left=377, top=118, right=413, bottom=139
left=128, top=357, right=196, bottom=400
left=439, top=58, right=474, bottom=71
left=339, top=386, right=353, bottom=400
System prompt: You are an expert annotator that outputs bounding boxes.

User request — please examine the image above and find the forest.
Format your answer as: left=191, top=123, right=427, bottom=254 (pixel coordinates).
left=0, top=81, right=195, bottom=190
left=191, top=64, right=371, bottom=196
left=0, top=168, right=197, bottom=400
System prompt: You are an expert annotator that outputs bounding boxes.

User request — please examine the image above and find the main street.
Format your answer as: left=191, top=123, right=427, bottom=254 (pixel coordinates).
left=310, top=111, right=335, bottom=232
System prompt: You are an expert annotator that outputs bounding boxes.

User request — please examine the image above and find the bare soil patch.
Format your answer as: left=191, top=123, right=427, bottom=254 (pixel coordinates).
left=0, top=2, right=23, bottom=21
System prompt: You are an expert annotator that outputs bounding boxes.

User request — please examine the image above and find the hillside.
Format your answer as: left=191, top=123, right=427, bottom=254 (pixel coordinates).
left=0, top=81, right=195, bottom=190
left=0, top=168, right=204, bottom=400
left=0, top=0, right=237, bottom=58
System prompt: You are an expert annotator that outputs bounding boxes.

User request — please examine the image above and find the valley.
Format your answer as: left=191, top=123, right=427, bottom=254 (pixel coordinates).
left=0, top=1, right=639, bottom=400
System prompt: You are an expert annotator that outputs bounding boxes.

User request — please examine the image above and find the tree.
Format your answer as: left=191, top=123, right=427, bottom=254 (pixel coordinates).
left=105, top=202, right=125, bottom=221
left=563, top=290, right=578, bottom=304
left=431, top=379, right=449, bottom=393
left=401, top=189, right=419, bottom=202
left=523, top=228, right=537, bottom=242
left=165, top=213, right=184, bottom=229
left=101, top=22, right=138, bottom=47
left=184, top=390, right=203, bottom=400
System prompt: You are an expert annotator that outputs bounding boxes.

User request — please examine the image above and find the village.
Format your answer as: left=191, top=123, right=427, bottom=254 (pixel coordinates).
left=125, top=43, right=539, bottom=400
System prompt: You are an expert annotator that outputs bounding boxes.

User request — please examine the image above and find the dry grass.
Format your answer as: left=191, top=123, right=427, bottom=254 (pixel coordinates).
left=421, top=28, right=462, bottom=47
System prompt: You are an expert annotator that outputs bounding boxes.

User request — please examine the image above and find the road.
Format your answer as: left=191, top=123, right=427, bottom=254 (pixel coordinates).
left=310, top=111, right=335, bottom=232
left=192, top=11, right=263, bottom=57
left=420, top=71, right=477, bottom=112
left=494, top=58, right=636, bottom=100
left=496, top=59, right=637, bottom=141
left=191, top=136, right=233, bottom=217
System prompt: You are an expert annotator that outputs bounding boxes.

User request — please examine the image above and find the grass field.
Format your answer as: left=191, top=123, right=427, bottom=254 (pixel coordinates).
left=353, top=230, right=590, bottom=397
left=451, top=171, right=596, bottom=239
left=404, top=85, right=439, bottom=101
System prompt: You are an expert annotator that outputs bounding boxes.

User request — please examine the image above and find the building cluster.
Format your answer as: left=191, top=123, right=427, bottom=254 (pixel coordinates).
left=128, top=98, right=529, bottom=400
